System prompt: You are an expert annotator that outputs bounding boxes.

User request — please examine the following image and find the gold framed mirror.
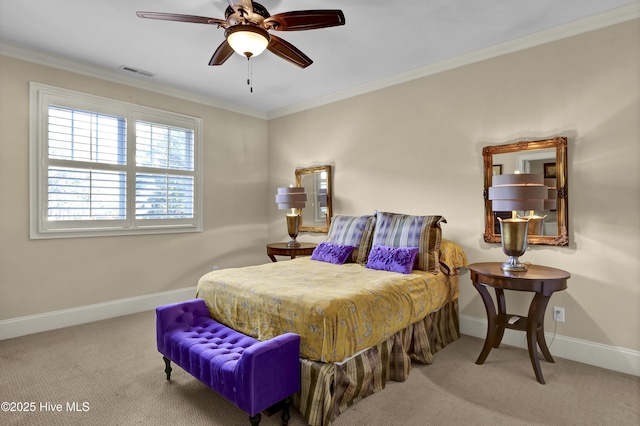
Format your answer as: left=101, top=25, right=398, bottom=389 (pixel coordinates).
left=295, top=165, right=333, bottom=233
left=483, top=137, right=569, bottom=246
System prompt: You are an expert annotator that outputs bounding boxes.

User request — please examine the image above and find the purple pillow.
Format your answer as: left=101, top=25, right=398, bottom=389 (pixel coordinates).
left=311, top=242, right=355, bottom=265
left=365, top=245, right=419, bottom=274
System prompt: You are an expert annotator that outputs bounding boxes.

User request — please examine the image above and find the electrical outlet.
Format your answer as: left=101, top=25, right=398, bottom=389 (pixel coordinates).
left=212, top=265, right=219, bottom=271
left=553, top=306, right=565, bottom=322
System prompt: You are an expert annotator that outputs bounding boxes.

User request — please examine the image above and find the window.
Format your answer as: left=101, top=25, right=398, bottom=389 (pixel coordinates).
left=30, top=83, right=202, bottom=238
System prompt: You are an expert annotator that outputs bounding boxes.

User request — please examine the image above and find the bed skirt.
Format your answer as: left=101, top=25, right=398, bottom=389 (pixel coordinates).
left=293, top=299, right=459, bottom=426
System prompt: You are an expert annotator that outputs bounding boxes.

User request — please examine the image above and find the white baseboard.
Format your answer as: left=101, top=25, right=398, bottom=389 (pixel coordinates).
left=2, top=298, right=638, bottom=378
left=460, top=314, right=640, bottom=377
left=0, top=287, right=197, bottom=341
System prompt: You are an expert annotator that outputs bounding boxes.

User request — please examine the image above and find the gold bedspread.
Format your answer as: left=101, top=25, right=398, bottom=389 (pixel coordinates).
left=196, top=246, right=464, bottom=363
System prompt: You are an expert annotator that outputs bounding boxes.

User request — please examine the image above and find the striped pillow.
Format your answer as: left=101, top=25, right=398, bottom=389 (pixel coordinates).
left=371, top=211, right=446, bottom=273
left=326, top=215, right=376, bottom=264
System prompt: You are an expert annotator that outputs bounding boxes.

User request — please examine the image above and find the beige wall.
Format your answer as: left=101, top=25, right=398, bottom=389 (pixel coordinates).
left=1, top=20, right=638, bottom=360
left=268, top=20, right=640, bottom=352
left=0, top=56, right=269, bottom=320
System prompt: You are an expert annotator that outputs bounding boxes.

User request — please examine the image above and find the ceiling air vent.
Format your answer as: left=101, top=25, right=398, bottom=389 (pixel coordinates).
left=119, top=65, right=155, bottom=77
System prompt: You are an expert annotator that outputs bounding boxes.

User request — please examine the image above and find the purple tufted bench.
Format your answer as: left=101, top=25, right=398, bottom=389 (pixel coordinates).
left=156, top=299, right=300, bottom=426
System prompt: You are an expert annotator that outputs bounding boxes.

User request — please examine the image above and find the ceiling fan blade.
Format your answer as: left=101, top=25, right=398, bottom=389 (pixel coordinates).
left=209, top=40, right=235, bottom=66
left=136, top=11, right=227, bottom=27
left=267, top=35, right=313, bottom=68
left=264, top=10, right=345, bottom=31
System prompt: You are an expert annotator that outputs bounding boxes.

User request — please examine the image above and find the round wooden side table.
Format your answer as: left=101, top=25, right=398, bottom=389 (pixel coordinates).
left=469, top=262, right=570, bottom=384
left=266, top=242, right=317, bottom=262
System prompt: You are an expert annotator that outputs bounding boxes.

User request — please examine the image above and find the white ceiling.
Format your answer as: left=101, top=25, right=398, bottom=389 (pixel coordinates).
left=1, top=1, right=638, bottom=118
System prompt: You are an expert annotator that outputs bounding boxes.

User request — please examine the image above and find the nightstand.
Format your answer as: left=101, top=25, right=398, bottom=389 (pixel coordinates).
left=266, top=242, right=317, bottom=262
left=469, top=262, right=570, bottom=384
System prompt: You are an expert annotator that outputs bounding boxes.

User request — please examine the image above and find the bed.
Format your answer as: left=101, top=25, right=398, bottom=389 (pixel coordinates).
left=196, top=212, right=468, bottom=426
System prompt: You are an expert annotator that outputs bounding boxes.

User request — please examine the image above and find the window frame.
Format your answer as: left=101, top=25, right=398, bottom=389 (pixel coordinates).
left=29, top=82, right=203, bottom=239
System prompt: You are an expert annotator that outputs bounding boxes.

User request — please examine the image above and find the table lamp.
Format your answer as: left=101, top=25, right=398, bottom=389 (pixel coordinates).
left=488, top=174, right=548, bottom=271
left=275, top=186, right=307, bottom=247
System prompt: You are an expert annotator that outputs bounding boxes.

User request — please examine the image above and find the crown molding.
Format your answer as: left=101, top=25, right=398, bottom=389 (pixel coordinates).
left=0, top=42, right=268, bottom=120
left=2, top=4, right=638, bottom=121
left=267, top=3, right=640, bottom=119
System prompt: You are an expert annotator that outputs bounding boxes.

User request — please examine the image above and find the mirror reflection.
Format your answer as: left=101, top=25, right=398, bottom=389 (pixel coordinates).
left=483, top=137, right=569, bottom=246
left=492, top=148, right=557, bottom=236
left=295, top=165, right=332, bottom=233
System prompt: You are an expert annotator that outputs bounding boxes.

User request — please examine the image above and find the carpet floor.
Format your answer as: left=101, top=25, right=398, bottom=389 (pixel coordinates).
left=0, top=310, right=638, bottom=425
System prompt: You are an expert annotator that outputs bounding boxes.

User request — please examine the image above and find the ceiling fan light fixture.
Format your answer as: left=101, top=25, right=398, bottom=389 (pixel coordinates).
left=226, top=25, right=270, bottom=58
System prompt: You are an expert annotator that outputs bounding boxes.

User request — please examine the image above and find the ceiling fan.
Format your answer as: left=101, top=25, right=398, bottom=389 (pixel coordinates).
left=137, top=0, right=345, bottom=68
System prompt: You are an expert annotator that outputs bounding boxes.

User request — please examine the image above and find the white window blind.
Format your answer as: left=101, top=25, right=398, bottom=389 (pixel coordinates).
left=48, top=167, right=127, bottom=221
left=135, top=121, right=195, bottom=220
left=30, top=83, right=202, bottom=238
left=135, top=174, right=194, bottom=219
left=47, top=106, right=127, bottom=222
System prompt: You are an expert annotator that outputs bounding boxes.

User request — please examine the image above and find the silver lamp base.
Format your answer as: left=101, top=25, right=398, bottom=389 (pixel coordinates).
left=501, top=256, right=528, bottom=272
left=286, top=239, right=301, bottom=247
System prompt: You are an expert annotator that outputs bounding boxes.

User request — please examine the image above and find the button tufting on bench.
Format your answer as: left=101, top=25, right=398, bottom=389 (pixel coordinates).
left=156, top=299, right=300, bottom=426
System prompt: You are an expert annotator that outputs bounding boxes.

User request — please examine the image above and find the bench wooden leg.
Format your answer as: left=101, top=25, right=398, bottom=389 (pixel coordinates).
left=249, top=412, right=261, bottom=426
left=281, top=397, right=292, bottom=426
left=163, top=356, right=172, bottom=380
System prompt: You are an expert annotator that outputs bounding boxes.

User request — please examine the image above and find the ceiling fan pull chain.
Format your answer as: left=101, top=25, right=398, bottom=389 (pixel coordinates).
left=247, top=56, right=254, bottom=93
